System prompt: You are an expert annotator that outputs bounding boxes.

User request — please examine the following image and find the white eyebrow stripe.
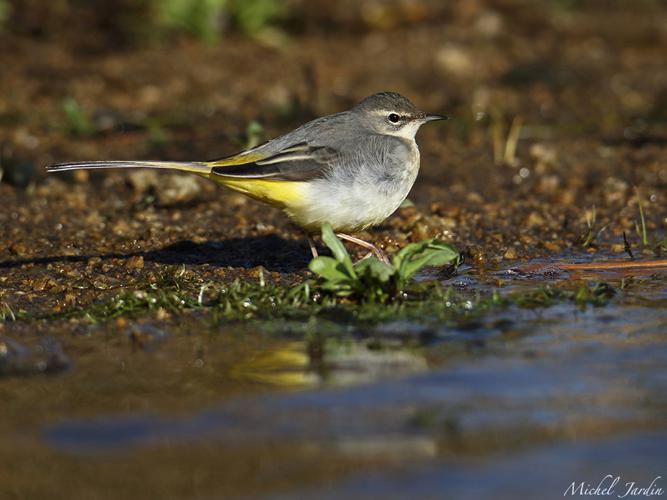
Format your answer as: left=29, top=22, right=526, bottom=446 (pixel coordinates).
left=370, top=110, right=415, bottom=120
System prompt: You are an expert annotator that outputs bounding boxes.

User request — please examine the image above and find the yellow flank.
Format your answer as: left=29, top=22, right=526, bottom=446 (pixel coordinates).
left=207, top=174, right=305, bottom=208
left=202, top=151, right=306, bottom=209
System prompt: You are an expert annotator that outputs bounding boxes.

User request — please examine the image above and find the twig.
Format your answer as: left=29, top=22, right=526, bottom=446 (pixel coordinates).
left=517, top=259, right=667, bottom=273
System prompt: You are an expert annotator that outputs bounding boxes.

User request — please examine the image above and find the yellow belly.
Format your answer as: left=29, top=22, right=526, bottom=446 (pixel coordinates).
left=208, top=174, right=307, bottom=209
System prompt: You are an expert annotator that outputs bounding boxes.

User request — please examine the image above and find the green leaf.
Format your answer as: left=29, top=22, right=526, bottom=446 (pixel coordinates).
left=354, top=257, right=396, bottom=283
left=309, top=256, right=353, bottom=282
left=320, top=223, right=355, bottom=276
left=394, top=240, right=459, bottom=283
left=320, top=281, right=354, bottom=296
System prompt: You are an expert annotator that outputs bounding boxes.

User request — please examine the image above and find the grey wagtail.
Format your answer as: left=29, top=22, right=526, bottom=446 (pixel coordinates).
left=47, top=92, right=448, bottom=262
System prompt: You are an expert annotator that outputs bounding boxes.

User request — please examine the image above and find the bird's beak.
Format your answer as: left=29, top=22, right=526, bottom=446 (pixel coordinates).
left=423, top=113, right=448, bottom=122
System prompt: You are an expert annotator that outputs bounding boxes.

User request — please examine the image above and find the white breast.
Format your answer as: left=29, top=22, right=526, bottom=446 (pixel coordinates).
left=286, top=141, right=420, bottom=232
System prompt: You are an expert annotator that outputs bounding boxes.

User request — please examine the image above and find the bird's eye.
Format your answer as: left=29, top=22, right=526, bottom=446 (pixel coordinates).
left=388, top=113, right=400, bottom=124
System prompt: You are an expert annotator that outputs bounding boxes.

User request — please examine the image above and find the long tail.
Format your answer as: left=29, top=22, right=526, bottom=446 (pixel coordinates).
left=46, top=160, right=211, bottom=175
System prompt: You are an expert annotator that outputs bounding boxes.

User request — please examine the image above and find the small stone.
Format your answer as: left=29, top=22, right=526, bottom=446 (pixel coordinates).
left=543, top=241, right=561, bottom=252
left=603, top=177, right=629, bottom=204
left=126, top=255, right=144, bottom=270
left=87, top=257, right=102, bottom=267
left=412, top=222, right=432, bottom=241
left=466, top=192, right=484, bottom=204
left=92, top=279, right=110, bottom=290
left=248, top=265, right=267, bottom=281
left=9, top=242, right=29, bottom=256
left=31, top=277, right=49, bottom=291
left=112, top=219, right=131, bottom=236
left=467, top=246, right=486, bottom=264
left=530, top=143, right=558, bottom=169
left=526, top=212, right=545, bottom=228
left=155, top=307, right=170, bottom=321
left=538, top=175, right=561, bottom=194
left=127, top=170, right=158, bottom=195
left=156, top=174, right=202, bottom=207
left=73, top=170, right=89, bottom=183
left=503, top=247, right=518, bottom=259
left=439, top=217, right=457, bottom=230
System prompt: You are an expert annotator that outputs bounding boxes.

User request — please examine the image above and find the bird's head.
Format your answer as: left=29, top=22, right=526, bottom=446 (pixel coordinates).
left=353, top=92, right=447, bottom=140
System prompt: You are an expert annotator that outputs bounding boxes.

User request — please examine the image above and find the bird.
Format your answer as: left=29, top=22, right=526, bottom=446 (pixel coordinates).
left=46, top=92, right=447, bottom=262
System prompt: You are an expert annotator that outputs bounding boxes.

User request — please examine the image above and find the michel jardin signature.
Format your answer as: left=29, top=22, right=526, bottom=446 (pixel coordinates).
left=565, top=475, right=663, bottom=498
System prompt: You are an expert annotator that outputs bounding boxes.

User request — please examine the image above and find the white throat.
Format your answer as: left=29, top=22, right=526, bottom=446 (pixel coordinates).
left=384, top=121, right=423, bottom=141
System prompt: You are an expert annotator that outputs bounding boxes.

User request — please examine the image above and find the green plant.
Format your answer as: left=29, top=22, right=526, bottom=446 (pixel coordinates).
left=0, top=302, right=16, bottom=322
left=245, top=120, right=264, bottom=149
left=309, top=223, right=460, bottom=302
left=580, top=205, right=607, bottom=248
left=231, top=0, right=285, bottom=35
left=630, top=190, right=666, bottom=256
left=0, top=0, right=11, bottom=31
left=61, top=97, right=94, bottom=136
left=158, top=0, right=228, bottom=42
left=152, top=0, right=284, bottom=42
left=635, top=190, right=649, bottom=247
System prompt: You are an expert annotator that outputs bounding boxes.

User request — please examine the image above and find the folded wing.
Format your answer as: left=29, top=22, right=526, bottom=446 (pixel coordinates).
left=209, top=142, right=339, bottom=182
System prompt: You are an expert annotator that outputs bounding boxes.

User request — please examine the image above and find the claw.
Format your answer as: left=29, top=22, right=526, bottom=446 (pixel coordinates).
left=336, top=233, right=389, bottom=264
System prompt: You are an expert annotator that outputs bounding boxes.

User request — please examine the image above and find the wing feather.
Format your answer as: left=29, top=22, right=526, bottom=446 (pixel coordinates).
left=209, top=142, right=338, bottom=182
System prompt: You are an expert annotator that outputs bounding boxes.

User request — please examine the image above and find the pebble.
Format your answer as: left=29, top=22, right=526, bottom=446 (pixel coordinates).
left=127, top=171, right=202, bottom=206
left=411, top=222, right=432, bottom=241
left=126, top=255, right=145, bottom=270
left=9, top=242, right=29, bottom=256
left=543, top=241, right=562, bottom=252
left=156, top=175, right=202, bottom=206
left=530, top=143, right=558, bottom=169
left=503, top=247, right=518, bottom=259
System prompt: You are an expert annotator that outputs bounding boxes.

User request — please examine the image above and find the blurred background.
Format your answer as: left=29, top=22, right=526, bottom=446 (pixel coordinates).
left=1, top=0, right=666, bottom=183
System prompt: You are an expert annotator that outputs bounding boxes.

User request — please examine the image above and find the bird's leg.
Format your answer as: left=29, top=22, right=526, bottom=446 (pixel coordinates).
left=306, top=234, right=319, bottom=259
left=336, top=233, right=389, bottom=264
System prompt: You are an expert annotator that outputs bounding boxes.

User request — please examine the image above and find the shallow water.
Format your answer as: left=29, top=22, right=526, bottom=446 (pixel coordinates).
left=1, top=262, right=665, bottom=499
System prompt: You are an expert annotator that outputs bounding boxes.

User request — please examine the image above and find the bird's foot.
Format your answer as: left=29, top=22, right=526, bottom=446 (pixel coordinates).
left=306, top=234, right=319, bottom=259
left=336, top=233, right=390, bottom=264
